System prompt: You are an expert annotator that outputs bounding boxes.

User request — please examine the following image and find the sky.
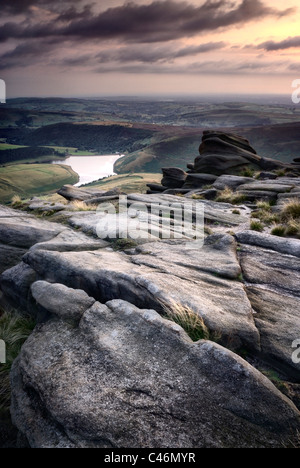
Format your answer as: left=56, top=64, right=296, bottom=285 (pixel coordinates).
left=0, top=0, right=300, bottom=98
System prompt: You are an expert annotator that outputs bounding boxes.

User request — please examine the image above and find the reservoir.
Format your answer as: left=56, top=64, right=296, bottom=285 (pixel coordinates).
left=52, top=154, right=123, bottom=186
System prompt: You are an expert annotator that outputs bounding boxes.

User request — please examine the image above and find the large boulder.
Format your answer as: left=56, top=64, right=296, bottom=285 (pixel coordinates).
left=57, top=185, right=106, bottom=201
left=0, top=244, right=27, bottom=274
left=0, top=215, right=65, bottom=249
left=31, top=281, right=95, bottom=322
left=193, top=131, right=290, bottom=176
left=161, top=167, right=187, bottom=189
left=10, top=289, right=300, bottom=448
left=182, top=173, right=218, bottom=190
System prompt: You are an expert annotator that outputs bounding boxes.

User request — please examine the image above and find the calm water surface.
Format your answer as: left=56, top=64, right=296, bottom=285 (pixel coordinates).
left=53, top=154, right=122, bottom=186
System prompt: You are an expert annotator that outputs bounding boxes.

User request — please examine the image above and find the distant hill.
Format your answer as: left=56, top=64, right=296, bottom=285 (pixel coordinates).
left=3, top=97, right=300, bottom=127
left=0, top=164, right=78, bottom=203
left=240, top=122, right=300, bottom=163
left=0, top=146, right=58, bottom=165
left=10, top=123, right=156, bottom=155
left=1, top=98, right=300, bottom=174
left=115, top=122, right=300, bottom=174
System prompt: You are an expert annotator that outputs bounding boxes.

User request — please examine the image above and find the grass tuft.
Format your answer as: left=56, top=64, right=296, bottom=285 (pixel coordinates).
left=256, top=201, right=272, bottom=212
left=215, top=187, right=233, bottom=203
left=0, top=308, right=35, bottom=413
left=271, top=225, right=286, bottom=237
left=250, top=220, right=264, bottom=232
left=215, top=187, right=247, bottom=205
left=286, top=219, right=300, bottom=237
left=11, top=195, right=23, bottom=208
left=69, top=200, right=99, bottom=211
left=112, top=238, right=138, bottom=251
left=162, top=302, right=210, bottom=342
left=160, top=301, right=222, bottom=343
left=280, top=199, right=300, bottom=221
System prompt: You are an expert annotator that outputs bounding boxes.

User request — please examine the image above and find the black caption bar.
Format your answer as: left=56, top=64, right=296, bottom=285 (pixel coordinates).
left=101, top=450, right=198, bottom=465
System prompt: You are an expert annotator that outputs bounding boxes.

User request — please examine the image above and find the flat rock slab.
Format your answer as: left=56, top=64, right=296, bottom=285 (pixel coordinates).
left=236, top=231, right=300, bottom=258
left=0, top=206, right=31, bottom=218
left=10, top=295, right=300, bottom=448
left=27, top=201, right=67, bottom=212
left=0, top=206, right=108, bottom=255
left=238, top=183, right=294, bottom=193
left=238, top=244, right=300, bottom=298
left=246, top=286, right=300, bottom=379
left=237, top=235, right=300, bottom=377
left=15, top=234, right=260, bottom=349
left=213, top=175, right=254, bottom=190
left=57, top=185, right=107, bottom=201
left=0, top=216, right=65, bottom=249
left=31, top=229, right=109, bottom=252
left=127, top=193, right=249, bottom=227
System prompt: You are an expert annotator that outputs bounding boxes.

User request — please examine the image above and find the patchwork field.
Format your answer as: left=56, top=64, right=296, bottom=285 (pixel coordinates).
left=0, top=164, right=78, bottom=203
left=83, top=173, right=162, bottom=193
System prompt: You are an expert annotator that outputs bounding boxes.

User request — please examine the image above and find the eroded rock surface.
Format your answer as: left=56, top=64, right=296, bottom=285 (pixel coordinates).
left=10, top=289, right=300, bottom=448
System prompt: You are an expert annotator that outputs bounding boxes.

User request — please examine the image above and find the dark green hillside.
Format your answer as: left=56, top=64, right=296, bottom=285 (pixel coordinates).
left=115, top=134, right=200, bottom=173
left=0, top=146, right=58, bottom=165
left=114, top=122, right=300, bottom=174
left=241, top=122, right=300, bottom=162
left=16, top=123, right=156, bottom=154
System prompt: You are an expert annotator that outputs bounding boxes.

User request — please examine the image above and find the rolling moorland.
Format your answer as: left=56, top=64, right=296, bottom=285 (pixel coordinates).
left=0, top=96, right=300, bottom=202
left=0, top=97, right=300, bottom=447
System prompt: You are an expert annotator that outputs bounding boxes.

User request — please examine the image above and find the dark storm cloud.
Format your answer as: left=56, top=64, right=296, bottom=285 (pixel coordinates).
left=93, top=58, right=290, bottom=75
left=56, top=4, right=94, bottom=22
left=1, top=0, right=83, bottom=15
left=96, top=41, right=227, bottom=64
left=0, top=41, right=55, bottom=70
left=0, top=0, right=296, bottom=43
left=51, top=0, right=297, bottom=43
left=257, top=36, right=300, bottom=51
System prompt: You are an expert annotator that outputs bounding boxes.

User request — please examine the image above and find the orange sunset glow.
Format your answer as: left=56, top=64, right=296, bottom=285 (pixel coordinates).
left=1, top=0, right=300, bottom=97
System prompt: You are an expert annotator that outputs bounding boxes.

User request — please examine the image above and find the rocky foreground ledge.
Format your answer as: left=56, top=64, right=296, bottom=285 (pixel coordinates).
left=1, top=131, right=300, bottom=448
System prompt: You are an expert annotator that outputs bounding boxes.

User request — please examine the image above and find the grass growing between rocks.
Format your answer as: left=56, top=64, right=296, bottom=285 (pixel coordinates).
left=250, top=220, right=264, bottom=232
left=271, top=225, right=286, bottom=237
left=270, top=200, right=300, bottom=238
left=69, top=200, right=99, bottom=211
left=250, top=199, right=300, bottom=238
left=240, top=167, right=255, bottom=178
left=280, top=199, right=300, bottom=221
left=11, top=195, right=23, bottom=208
left=0, top=308, right=35, bottom=413
left=161, top=301, right=221, bottom=343
left=215, top=187, right=247, bottom=205
left=112, top=238, right=139, bottom=251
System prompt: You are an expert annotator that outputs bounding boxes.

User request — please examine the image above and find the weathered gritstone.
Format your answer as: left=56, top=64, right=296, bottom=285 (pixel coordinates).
left=236, top=230, right=300, bottom=379
left=10, top=285, right=300, bottom=448
left=1, top=196, right=300, bottom=448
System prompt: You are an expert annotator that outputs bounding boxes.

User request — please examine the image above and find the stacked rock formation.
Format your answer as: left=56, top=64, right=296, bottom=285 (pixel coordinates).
left=149, top=130, right=300, bottom=196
